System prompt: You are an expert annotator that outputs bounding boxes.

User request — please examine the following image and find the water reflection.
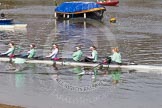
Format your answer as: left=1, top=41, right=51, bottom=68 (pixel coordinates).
left=15, top=71, right=25, bottom=88
left=111, top=68, right=121, bottom=84
left=1, top=62, right=162, bottom=107
left=48, top=66, right=123, bottom=105
left=72, top=66, right=83, bottom=80
left=54, top=66, right=122, bottom=92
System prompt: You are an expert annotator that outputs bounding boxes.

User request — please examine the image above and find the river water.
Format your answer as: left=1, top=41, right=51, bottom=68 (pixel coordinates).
left=0, top=0, right=162, bottom=108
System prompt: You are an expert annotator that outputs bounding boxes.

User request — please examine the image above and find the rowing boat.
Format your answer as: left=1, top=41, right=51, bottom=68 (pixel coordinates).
left=0, top=57, right=162, bottom=73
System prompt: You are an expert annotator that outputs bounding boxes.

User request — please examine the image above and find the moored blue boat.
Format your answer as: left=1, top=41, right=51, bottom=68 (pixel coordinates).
left=0, top=19, right=13, bottom=25
left=0, top=13, right=27, bottom=30
left=54, top=1, right=106, bottom=20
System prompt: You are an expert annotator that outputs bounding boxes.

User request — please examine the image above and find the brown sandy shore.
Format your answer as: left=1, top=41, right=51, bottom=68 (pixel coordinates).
left=0, top=104, right=23, bottom=108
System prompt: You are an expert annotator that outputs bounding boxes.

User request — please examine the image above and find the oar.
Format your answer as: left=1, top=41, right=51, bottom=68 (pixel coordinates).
left=93, top=57, right=112, bottom=70
left=93, top=56, right=109, bottom=69
left=93, top=62, right=103, bottom=68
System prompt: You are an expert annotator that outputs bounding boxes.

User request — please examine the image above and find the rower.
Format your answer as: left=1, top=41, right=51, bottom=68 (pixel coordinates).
left=46, top=44, right=59, bottom=60
left=107, top=47, right=122, bottom=65
left=0, top=41, right=15, bottom=58
left=20, top=44, right=36, bottom=59
left=84, top=46, right=98, bottom=62
left=72, top=46, right=83, bottom=62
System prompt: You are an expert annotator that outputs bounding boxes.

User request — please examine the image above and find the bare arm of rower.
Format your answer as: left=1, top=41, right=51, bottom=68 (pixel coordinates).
left=46, top=53, right=53, bottom=57
left=1, top=48, right=12, bottom=55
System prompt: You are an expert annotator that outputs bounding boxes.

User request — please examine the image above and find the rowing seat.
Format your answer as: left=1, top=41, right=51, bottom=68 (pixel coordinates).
left=53, top=58, right=61, bottom=61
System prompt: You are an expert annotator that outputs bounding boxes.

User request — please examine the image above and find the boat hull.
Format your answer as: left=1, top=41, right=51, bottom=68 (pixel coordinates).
left=56, top=9, right=105, bottom=20
left=0, top=24, right=27, bottom=30
left=96, top=1, right=119, bottom=6
left=55, top=1, right=106, bottom=20
left=0, top=19, right=13, bottom=25
left=0, top=57, right=162, bottom=73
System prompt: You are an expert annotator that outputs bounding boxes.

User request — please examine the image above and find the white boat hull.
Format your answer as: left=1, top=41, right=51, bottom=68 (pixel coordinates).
left=0, top=57, right=162, bottom=73
left=0, top=24, right=27, bottom=30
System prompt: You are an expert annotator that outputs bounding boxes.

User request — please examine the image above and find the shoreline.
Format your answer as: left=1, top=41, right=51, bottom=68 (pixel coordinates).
left=0, top=103, right=23, bottom=108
